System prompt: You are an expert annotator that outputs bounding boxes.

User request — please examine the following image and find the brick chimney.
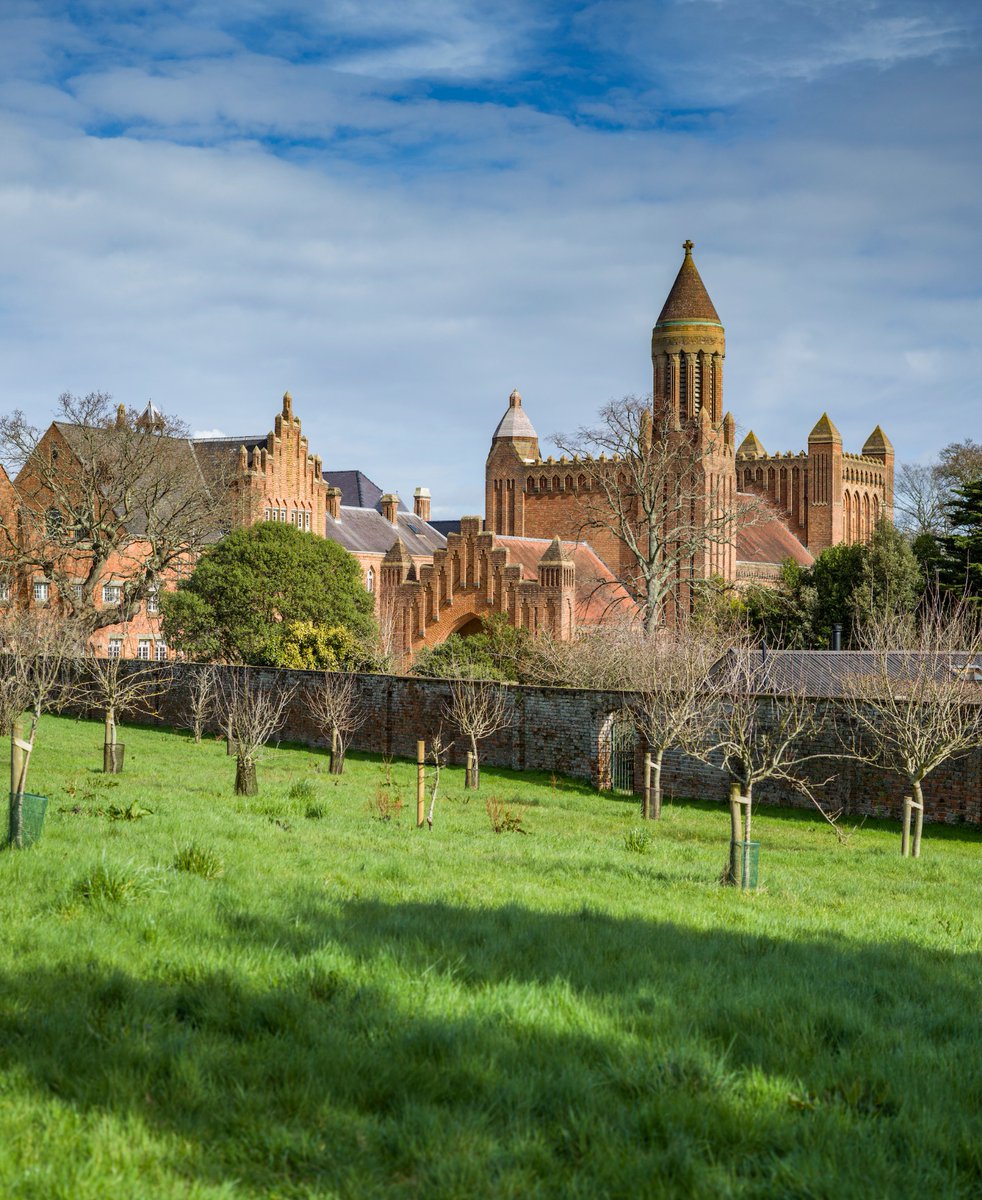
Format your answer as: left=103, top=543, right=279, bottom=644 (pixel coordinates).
left=413, top=487, right=431, bottom=522
left=381, top=493, right=399, bottom=524
left=326, top=486, right=342, bottom=521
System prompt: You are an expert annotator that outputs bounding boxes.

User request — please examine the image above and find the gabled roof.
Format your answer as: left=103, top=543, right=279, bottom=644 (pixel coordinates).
left=495, top=535, right=635, bottom=625
left=325, top=506, right=446, bottom=557
left=654, top=241, right=722, bottom=328
left=325, top=469, right=407, bottom=512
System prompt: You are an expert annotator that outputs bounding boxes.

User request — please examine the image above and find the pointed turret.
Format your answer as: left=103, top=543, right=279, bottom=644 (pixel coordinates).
left=651, top=241, right=726, bottom=424
left=381, top=537, right=413, bottom=589
left=539, top=535, right=572, bottom=565
left=537, top=536, right=575, bottom=593
left=737, top=430, right=767, bottom=458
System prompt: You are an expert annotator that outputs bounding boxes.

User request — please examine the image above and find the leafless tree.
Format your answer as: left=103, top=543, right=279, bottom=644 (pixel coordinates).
left=219, top=670, right=297, bottom=795
left=83, top=651, right=171, bottom=773
left=839, top=600, right=982, bottom=858
left=0, top=392, right=234, bottom=629
left=554, top=395, right=762, bottom=632
left=894, top=463, right=948, bottom=538
left=306, top=671, right=366, bottom=774
left=0, top=612, right=89, bottom=844
left=183, top=664, right=218, bottom=744
left=695, top=642, right=835, bottom=884
left=629, top=626, right=728, bottom=820
left=443, top=663, right=512, bottom=790
left=426, top=730, right=452, bottom=829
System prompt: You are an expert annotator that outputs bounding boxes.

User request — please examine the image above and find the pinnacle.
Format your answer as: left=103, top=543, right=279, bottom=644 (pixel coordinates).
left=737, top=430, right=767, bottom=457
left=808, top=412, right=842, bottom=442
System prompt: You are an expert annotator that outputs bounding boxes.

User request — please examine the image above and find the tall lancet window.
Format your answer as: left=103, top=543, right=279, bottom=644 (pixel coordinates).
left=678, top=352, right=702, bottom=420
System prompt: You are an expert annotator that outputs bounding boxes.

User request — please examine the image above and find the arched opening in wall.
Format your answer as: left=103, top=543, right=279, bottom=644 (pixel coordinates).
left=598, top=709, right=637, bottom=795
left=844, top=490, right=852, bottom=540
left=453, top=615, right=484, bottom=638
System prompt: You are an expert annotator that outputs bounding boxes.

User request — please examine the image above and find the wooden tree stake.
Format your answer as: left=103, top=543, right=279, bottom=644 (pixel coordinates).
left=416, top=740, right=425, bottom=828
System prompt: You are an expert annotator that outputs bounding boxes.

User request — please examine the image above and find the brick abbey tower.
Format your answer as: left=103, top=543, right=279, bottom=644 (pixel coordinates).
left=485, top=241, right=894, bottom=595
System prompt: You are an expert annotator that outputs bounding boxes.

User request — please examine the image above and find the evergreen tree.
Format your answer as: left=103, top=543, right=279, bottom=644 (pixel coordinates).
left=161, top=522, right=375, bottom=665
left=848, top=519, right=924, bottom=626
left=937, top=480, right=982, bottom=602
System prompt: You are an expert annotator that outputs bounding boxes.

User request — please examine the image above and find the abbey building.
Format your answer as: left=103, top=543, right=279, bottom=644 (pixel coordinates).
left=0, top=243, right=893, bottom=664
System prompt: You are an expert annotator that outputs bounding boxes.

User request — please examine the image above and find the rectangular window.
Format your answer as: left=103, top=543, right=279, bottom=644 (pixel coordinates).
left=102, top=583, right=122, bottom=605
left=107, top=639, right=123, bottom=659
left=280, top=509, right=287, bottom=522
left=0, top=580, right=9, bottom=602
left=33, top=580, right=49, bottom=603
left=304, top=511, right=310, bottom=530
left=137, top=640, right=151, bottom=661
left=155, top=642, right=168, bottom=662
left=147, top=587, right=159, bottom=614
left=264, top=508, right=271, bottom=521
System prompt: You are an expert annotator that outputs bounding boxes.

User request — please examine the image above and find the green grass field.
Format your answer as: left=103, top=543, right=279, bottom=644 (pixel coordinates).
left=1, top=715, right=981, bottom=1199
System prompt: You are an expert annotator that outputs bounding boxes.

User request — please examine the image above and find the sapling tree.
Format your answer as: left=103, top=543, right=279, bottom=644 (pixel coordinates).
left=0, top=612, right=88, bottom=845
left=83, top=652, right=170, bottom=773
left=629, top=625, right=727, bottom=820
left=696, top=642, right=834, bottom=884
left=443, top=664, right=511, bottom=789
left=425, top=730, right=452, bottom=829
left=183, top=664, right=218, bottom=744
left=839, top=600, right=982, bottom=858
left=219, top=670, right=297, bottom=795
left=306, top=671, right=365, bottom=775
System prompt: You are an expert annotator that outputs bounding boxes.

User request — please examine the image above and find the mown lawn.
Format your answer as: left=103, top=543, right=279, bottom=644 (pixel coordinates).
left=1, top=714, right=981, bottom=1199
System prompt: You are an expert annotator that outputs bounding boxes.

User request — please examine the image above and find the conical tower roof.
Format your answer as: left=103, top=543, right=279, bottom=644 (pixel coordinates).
left=655, top=240, right=722, bottom=328
left=492, top=388, right=538, bottom=442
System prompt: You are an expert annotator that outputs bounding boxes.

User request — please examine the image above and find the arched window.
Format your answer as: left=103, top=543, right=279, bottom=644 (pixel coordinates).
left=366, top=567, right=375, bottom=593
left=45, top=507, right=63, bottom=538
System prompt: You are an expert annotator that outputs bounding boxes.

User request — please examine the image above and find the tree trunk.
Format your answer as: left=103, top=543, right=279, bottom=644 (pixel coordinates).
left=652, top=750, right=663, bottom=820
left=235, top=757, right=258, bottom=796
left=465, top=751, right=474, bottom=790
left=742, top=785, right=754, bottom=890
left=104, top=708, right=123, bottom=774
left=912, top=779, right=925, bottom=859
left=469, top=736, right=480, bottom=790
left=329, top=728, right=345, bottom=775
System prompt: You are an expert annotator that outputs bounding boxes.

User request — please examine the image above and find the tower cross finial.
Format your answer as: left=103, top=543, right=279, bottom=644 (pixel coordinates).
left=683, top=239, right=694, bottom=254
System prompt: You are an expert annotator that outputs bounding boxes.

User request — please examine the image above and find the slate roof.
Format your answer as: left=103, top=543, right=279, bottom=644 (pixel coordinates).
left=324, top=470, right=407, bottom=512
left=429, top=519, right=462, bottom=537
left=654, top=242, right=722, bottom=327
left=495, top=535, right=636, bottom=625
left=492, top=391, right=539, bottom=443
left=52, top=422, right=212, bottom=539
left=709, top=649, right=982, bottom=699
left=325, top=506, right=446, bottom=557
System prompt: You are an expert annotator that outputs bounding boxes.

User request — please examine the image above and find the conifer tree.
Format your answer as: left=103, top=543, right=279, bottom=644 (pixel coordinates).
left=937, top=480, right=982, bottom=603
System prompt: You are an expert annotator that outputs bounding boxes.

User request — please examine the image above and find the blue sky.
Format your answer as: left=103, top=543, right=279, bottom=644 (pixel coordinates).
left=1, top=1, right=979, bottom=516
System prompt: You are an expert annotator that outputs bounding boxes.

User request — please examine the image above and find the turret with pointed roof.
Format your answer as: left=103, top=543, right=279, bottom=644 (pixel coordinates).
left=737, top=430, right=767, bottom=458
left=651, top=241, right=725, bottom=425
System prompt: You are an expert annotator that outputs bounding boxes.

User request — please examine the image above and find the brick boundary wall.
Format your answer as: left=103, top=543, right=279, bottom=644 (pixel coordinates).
left=86, top=663, right=982, bottom=827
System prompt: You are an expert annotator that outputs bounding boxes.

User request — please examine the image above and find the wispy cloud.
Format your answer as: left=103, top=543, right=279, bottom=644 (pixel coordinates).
left=0, top=0, right=979, bottom=516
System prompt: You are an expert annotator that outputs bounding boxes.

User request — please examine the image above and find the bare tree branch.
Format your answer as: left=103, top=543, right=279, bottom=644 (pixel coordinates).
left=219, top=670, right=297, bottom=795
left=306, top=671, right=366, bottom=775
